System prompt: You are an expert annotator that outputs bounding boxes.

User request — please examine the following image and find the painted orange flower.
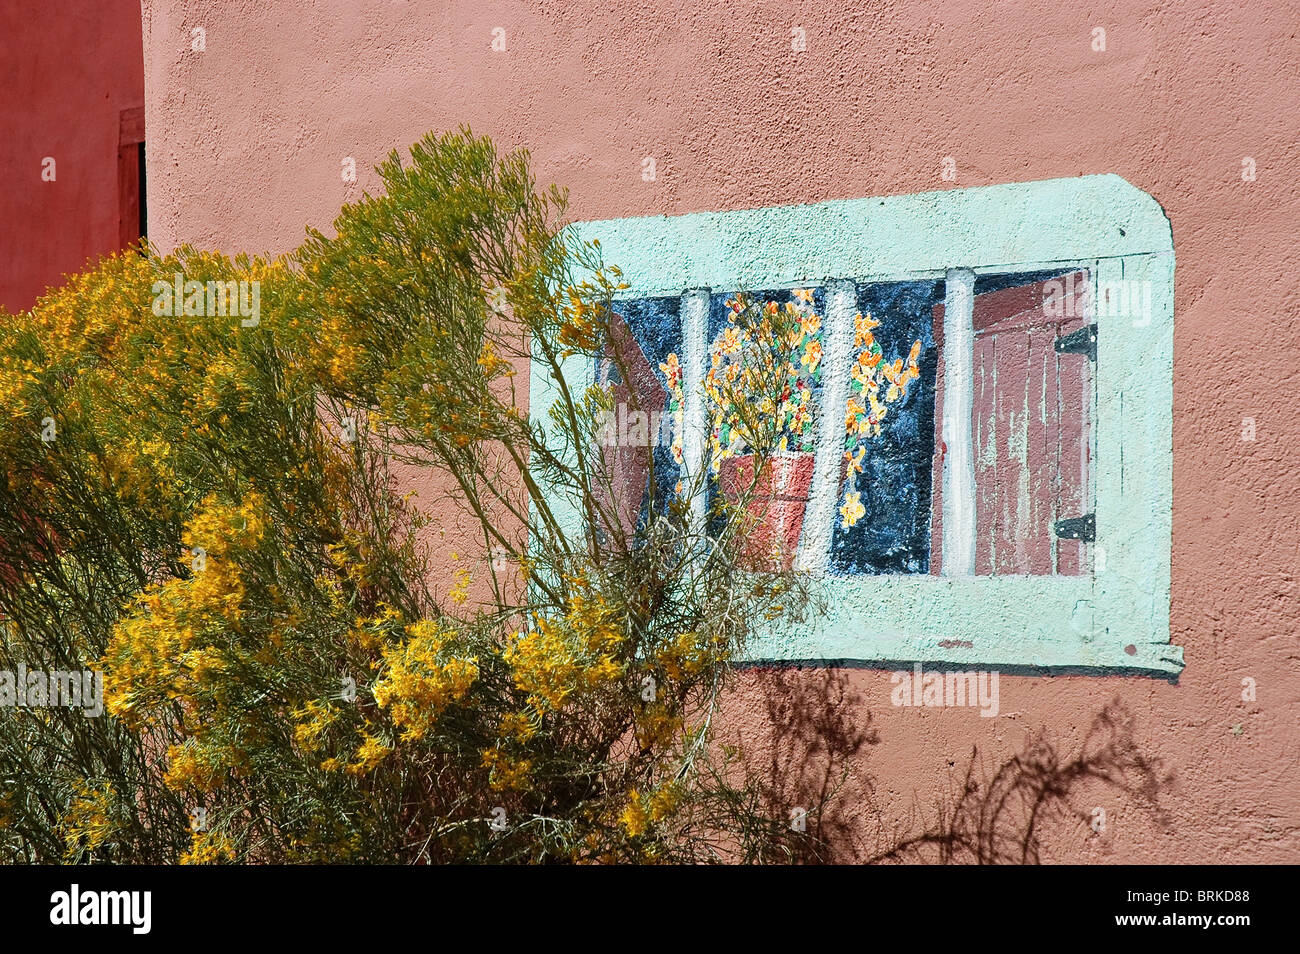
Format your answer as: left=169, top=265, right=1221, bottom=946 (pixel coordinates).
left=801, top=338, right=822, bottom=373
left=854, top=312, right=881, bottom=347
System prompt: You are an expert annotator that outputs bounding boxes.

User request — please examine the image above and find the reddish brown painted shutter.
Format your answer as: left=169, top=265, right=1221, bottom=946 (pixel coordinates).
left=931, top=272, right=1092, bottom=575
left=596, top=312, right=667, bottom=541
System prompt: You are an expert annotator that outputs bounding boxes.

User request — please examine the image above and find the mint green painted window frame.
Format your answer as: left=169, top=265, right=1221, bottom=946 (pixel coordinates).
left=532, top=174, right=1181, bottom=677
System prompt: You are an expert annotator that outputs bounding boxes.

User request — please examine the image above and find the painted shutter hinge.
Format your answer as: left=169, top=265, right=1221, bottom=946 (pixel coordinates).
left=1053, top=513, right=1095, bottom=542
left=1054, top=323, right=1097, bottom=360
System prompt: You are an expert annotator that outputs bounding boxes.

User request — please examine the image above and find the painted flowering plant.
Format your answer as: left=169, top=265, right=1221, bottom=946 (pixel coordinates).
left=660, top=289, right=922, bottom=528
left=838, top=312, right=922, bottom=528
left=709, top=290, right=824, bottom=462
left=658, top=289, right=823, bottom=489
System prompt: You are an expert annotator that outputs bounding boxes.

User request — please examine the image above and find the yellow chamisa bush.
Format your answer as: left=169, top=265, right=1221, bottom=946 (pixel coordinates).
left=0, top=128, right=817, bottom=864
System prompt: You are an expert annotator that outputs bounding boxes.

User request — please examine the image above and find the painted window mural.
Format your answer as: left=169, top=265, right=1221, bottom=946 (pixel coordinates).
left=602, top=271, right=1096, bottom=579
left=539, top=175, right=1180, bottom=675
left=606, top=283, right=934, bottom=572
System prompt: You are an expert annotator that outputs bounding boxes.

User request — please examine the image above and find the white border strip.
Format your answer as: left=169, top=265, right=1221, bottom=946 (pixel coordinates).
left=941, top=267, right=977, bottom=576
left=680, top=288, right=710, bottom=538
left=796, top=279, right=856, bottom=572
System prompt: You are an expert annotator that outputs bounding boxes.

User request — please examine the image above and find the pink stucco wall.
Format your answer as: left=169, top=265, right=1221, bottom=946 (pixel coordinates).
left=0, top=0, right=145, bottom=312
left=140, top=0, right=1300, bottom=861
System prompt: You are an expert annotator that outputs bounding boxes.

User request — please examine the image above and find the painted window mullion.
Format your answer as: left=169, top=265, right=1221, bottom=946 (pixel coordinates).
left=941, top=267, right=977, bottom=576
left=680, top=288, right=710, bottom=539
left=796, top=278, right=855, bottom=572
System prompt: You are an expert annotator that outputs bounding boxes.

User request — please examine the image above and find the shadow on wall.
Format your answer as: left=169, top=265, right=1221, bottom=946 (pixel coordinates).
left=738, top=673, right=1172, bottom=864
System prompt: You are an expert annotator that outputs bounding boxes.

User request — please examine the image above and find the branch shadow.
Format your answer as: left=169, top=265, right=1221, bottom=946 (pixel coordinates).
left=743, top=674, right=1172, bottom=864
left=866, top=698, right=1173, bottom=864
left=738, top=666, right=878, bottom=863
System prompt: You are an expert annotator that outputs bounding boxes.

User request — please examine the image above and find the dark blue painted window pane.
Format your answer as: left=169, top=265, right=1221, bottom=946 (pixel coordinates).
left=612, top=296, right=682, bottom=377
left=828, top=280, right=941, bottom=575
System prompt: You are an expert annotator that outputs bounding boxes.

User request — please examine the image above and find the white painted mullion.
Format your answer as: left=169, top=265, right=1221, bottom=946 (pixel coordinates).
left=941, top=267, right=977, bottom=576
left=680, top=289, right=710, bottom=539
left=796, top=279, right=855, bottom=572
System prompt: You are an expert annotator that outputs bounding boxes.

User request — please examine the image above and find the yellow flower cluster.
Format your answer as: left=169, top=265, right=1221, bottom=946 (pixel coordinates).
left=180, top=829, right=236, bottom=865
left=449, top=565, right=472, bottom=606
left=504, top=577, right=625, bottom=712
left=477, top=339, right=514, bottom=379
left=558, top=291, right=602, bottom=354
left=292, top=698, right=341, bottom=754
left=620, top=790, right=649, bottom=837
left=59, top=780, right=119, bottom=859
left=163, top=738, right=244, bottom=793
left=0, top=355, right=40, bottom=419
left=184, top=492, right=269, bottom=559
left=345, top=733, right=393, bottom=776
left=505, top=620, right=581, bottom=711
left=618, top=782, right=683, bottom=838
left=654, top=629, right=726, bottom=681
left=28, top=249, right=156, bottom=367
left=103, top=493, right=272, bottom=724
left=103, top=603, right=189, bottom=724
left=634, top=703, right=682, bottom=750
left=499, top=710, right=538, bottom=743
left=481, top=746, right=533, bottom=791
left=371, top=619, right=479, bottom=742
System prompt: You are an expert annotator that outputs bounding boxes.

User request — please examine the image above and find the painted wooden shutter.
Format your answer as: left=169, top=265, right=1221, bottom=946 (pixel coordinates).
left=595, top=311, right=667, bottom=541
left=931, top=272, right=1093, bottom=575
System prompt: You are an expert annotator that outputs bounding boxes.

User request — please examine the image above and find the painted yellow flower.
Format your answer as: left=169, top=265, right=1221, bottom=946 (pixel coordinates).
left=715, top=325, right=743, bottom=357
left=839, top=490, right=866, bottom=529
left=658, top=352, right=681, bottom=388
left=845, top=445, right=867, bottom=474
left=845, top=397, right=866, bottom=433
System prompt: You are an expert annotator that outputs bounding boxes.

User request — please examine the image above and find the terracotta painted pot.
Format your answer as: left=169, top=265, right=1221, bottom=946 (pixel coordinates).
left=718, top=452, right=818, bottom=570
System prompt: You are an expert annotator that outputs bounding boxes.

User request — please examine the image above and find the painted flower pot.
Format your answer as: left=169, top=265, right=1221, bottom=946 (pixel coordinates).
left=718, top=452, right=818, bottom=570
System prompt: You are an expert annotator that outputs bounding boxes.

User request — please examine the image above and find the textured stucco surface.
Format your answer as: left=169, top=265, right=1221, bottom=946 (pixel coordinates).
left=141, top=0, right=1300, bottom=862
left=1, top=0, right=145, bottom=311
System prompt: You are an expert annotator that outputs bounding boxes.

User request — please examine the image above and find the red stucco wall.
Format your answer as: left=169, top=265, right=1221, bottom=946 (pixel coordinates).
left=0, top=0, right=145, bottom=312
left=138, top=0, right=1300, bottom=862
